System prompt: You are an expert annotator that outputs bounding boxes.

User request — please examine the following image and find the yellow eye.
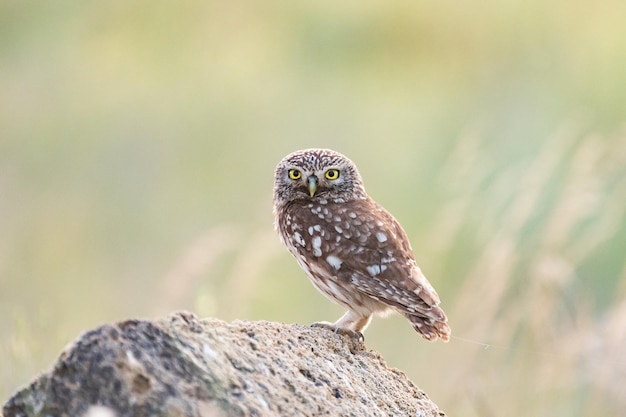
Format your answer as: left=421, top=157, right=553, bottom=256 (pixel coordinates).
left=288, top=169, right=302, bottom=180
left=325, top=169, right=340, bottom=180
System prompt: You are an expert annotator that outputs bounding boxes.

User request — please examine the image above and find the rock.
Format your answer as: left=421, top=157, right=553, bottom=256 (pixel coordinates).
left=2, top=312, right=445, bottom=417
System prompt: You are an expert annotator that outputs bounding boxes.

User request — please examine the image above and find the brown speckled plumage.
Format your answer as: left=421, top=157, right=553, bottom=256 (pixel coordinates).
left=273, top=149, right=450, bottom=342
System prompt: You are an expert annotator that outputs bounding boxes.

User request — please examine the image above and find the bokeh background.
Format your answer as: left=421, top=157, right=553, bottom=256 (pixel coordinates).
left=2, top=1, right=626, bottom=416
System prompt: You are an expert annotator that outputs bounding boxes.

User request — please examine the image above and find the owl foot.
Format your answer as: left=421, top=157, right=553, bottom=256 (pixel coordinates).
left=310, top=322, right=365, bottom=342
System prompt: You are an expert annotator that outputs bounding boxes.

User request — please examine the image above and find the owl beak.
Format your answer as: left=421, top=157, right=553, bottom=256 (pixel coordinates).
left=307, top=175, right=318, bottom=197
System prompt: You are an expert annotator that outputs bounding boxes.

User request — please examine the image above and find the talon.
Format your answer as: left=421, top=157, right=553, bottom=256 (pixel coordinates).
left=310, top=322, right=364, bottom=341
left=310, top=322, right=336, bottom=332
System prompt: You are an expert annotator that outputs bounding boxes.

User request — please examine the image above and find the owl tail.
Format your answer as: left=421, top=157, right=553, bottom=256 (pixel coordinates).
left=405, top=307, right=451, bottom=342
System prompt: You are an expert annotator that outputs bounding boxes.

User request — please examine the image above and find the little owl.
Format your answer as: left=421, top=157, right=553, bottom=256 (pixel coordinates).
left=273, top=148, right=450, bottom=342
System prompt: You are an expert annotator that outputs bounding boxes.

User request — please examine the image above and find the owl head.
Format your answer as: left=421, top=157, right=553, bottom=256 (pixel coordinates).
left=273, top=149, right=367, bottom=207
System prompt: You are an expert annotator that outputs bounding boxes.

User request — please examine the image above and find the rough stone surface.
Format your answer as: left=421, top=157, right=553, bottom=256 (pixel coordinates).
left=2, top=312, right=445, bottom=417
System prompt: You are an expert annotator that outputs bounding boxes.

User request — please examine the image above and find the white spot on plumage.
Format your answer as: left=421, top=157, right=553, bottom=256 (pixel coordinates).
left=312, top=236, right=322, bottom=257
left=308, top=226, right=314, bottom=235
left=326, top=255, right=342, bottom=270
left=335, top=225, right=343, bottom=234
left=313, top=225, right=321, bottom=232
left=291, top=222, right=302, bottom=231
left=367, top=265, right=381, bottom=276
left=376, top=232, right=387, bottom=243
left=293, top=232, right=305, bottom=247
left=348, top=212, right=357, bottom=218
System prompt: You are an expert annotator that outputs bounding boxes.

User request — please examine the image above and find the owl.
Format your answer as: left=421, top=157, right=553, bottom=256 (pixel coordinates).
left=273, top=148, right=450, bottom=342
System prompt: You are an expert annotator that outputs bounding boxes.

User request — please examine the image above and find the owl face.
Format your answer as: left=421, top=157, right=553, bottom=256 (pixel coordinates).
left=273, top=149, right=367, bottom=207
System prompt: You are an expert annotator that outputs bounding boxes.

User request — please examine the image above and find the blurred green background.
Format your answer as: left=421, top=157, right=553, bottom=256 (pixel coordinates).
left=2, top=1, right=626, bottom=416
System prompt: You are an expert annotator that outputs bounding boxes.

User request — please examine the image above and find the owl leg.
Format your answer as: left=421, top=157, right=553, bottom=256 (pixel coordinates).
left=334, top=310, right=372, bottom=333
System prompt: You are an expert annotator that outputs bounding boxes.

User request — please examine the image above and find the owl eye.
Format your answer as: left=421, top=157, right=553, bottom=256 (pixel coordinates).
left=288, top=169, right=302, bottom=180
left=325, top=169, right=340, bottom=180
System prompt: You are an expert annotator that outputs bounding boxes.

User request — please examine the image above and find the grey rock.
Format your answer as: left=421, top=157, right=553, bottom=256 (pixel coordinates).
left=2, top=312, right=445, bottom=417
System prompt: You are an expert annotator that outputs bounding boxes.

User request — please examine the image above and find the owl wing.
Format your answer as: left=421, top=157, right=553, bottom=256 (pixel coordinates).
left=329, top=200, right=443, bottom=314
